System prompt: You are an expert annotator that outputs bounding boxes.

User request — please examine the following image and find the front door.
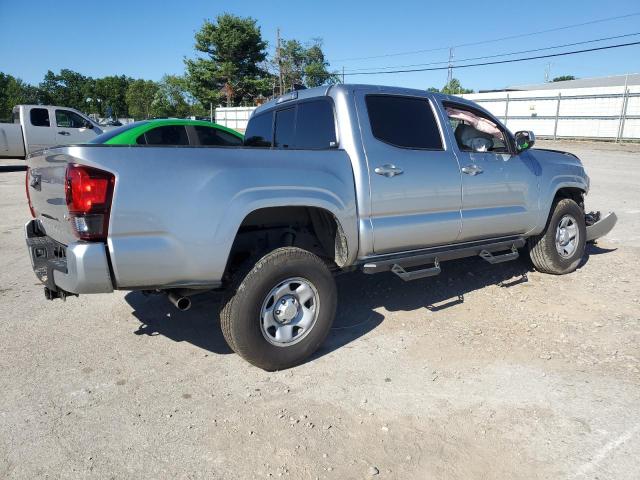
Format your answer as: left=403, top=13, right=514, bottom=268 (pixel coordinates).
left=357, top=93, right=463, bottom=254
left=441, top=101, right=539, bottom=241
left=54, top=109, right=98, bottom=144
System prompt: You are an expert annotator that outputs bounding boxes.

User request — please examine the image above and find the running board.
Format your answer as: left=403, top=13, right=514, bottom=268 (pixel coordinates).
left=391, top=259, right=441, bottom=281
left=362, top=236, right=526, bottom=280
left=479, top=245, right=519, bottom=264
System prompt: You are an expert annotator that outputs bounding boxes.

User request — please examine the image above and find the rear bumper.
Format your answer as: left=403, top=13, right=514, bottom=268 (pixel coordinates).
left=25, top=219, right=114, bottom=295
left=585, top=211, right=617, bottom=242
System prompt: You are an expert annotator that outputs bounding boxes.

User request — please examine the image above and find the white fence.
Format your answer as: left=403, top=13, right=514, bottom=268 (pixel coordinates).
left=215, top=107, right=256, bottom=132
left=463, top=85, right=640, bottom=141
left=215, top=85, right=640, bottom=140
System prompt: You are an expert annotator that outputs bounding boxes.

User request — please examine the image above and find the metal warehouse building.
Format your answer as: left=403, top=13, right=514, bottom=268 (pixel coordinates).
left=462, top=73, right=640, bottom=141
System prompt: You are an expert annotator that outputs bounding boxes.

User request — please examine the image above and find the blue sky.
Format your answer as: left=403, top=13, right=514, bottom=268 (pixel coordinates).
left=1, top=0, right=639, bottom=91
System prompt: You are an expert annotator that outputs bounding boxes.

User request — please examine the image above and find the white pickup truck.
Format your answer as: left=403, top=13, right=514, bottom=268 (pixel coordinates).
left=0, top=105, right=105, bottom=158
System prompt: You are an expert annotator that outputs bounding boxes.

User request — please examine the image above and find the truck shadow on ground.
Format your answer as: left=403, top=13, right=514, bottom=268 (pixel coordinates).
left=125, top=243, right=612, bottom=364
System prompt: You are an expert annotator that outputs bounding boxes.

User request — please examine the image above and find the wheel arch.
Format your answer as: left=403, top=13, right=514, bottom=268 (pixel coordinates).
left=223, top=204, right=352, bottom=281
left=535, top=179, right=587, bottom=234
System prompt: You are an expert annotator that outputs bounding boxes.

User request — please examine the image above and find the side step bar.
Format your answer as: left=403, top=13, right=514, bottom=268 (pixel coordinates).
left=391, top=259, right=441, bottom=281
left=479, top=245, right=519, bottom=264
left=362, top=237, right=525, bottom=281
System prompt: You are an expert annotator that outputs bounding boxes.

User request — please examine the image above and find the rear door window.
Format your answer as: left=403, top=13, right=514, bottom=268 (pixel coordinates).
left=244, top=112, right=273, bottom=147
left=194, top=126, right=242, bottom=146
left=366, top=95, right=443, bottom=150
left=30, top=108, right=50, bottom=127
left=143, top=125, right=189, bottom=145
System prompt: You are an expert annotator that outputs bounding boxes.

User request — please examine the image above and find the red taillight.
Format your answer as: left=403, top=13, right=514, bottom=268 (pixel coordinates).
left=26, top=167, right=36, bottom=218
left=65, top=164, right=115, bottom=241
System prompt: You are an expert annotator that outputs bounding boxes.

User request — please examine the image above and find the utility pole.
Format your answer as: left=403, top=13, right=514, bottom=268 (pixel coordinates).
left=276, top=28, right=283, bottom=96
left=342, top=66, right=345, bottom=84
left=447, top=47, right=454, bottom=84
left=544, top=62, right=552, bottom=82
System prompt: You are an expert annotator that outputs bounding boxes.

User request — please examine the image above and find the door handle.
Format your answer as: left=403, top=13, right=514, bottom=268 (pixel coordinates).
left=461, top=164, right=483, bottom=176
left=374, top=164, right=404, bottom=177
left=58, top=131, right=71, bottom=136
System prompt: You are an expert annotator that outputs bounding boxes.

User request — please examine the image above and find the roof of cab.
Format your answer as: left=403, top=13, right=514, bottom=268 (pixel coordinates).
left=252, top=84, right=478, bottom=116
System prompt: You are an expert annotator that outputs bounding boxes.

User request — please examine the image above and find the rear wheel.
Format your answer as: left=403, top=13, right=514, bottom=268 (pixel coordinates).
left=527, top=198, right=586, bottom=275
left=220, top=247, right=337, bottom=370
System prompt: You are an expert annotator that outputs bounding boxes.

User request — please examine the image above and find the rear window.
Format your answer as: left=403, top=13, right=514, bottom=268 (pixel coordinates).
left=194, top=125, right=242, bottom=146
left=274, top=108, right=295, bottom=148
left=143, top=125, right=189, bottom=146
left=245, top=99, right=336, bottom=149
left=30, top=108, right=50, bottom=127
left=244, top=112, right=273, bottom=147
left=295, top=100, right=336, bottom=149
left=89, top=121, right=149, bottom=144
left=366, top=95, right=442, bottom=150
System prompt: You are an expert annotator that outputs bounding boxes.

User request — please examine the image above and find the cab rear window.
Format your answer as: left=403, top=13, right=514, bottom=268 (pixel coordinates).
left=245, top=99, right=336, bottom=149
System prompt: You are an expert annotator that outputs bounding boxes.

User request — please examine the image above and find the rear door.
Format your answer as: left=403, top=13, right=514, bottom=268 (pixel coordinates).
left=356, top=93, right=462, bottom=254
left=54, top=109, right=98, bottom=144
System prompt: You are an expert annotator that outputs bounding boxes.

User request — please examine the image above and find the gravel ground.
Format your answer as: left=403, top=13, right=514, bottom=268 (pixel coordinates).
left=1, top=140, right=639, bottom=479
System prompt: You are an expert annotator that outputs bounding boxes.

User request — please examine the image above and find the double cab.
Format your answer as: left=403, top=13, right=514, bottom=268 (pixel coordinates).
left=24, top=84, right=616, bottom=370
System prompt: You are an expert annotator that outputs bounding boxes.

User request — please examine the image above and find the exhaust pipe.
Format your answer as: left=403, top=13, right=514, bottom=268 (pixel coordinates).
left=168, top=291, right=192, bottom=311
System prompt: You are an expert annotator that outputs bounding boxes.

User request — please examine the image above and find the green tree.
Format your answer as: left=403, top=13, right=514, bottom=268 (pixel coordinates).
left=91, top=75, right=132, bottom=118
left=277, top=38, right=338, bottom=90
left=150, top=75, right=207, bottom=118
left=126, top=79, right=159, bottom=119
left=38, top=69, right=93, bottom=111
left=552, top=75, right=576, bottom=82
left=185, top=13, right=270, bottom=107
left=0, top=73, right=39, bottom=120
left=440, top=78, right=474, bottom=95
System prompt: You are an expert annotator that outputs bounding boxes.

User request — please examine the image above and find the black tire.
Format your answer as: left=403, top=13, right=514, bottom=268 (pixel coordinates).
left=527, top=198, right=586, bottom=275
left=219, top=247, right=337, bottom=371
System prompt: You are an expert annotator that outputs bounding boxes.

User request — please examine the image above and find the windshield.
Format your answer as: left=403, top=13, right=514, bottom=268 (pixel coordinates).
left=89, top=121, right=149, bottom=144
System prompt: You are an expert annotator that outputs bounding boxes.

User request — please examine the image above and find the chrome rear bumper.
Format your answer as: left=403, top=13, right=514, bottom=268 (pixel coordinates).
left=25, top=219, right=114, bottom=296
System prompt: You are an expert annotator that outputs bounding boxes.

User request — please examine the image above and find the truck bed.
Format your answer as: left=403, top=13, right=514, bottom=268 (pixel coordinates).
left=26, top=144, right=358, bottom=291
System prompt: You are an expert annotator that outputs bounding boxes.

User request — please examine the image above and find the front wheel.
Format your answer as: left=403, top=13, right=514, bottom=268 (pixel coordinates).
left=527, top=198, right=586, bottom=275
left=219, top=247, right=337, bottom=371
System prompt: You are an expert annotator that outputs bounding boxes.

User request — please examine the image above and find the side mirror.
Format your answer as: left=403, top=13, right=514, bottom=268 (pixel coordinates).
left=84, top=121, right=94, bottom=129
left=515, top=130, right=535, bottom=152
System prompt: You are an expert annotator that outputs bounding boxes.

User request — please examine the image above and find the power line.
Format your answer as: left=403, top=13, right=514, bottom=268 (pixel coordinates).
left=342, top=41, right=640, bottom=76
left=341, top=32, right=640, bottom=73
left=330, top=12, right=640, bottom=63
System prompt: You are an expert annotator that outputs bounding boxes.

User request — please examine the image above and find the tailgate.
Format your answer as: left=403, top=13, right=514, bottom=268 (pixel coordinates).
left=0, top=123, right=26, bottom=158
left=26, top=148, right=76, bottom=245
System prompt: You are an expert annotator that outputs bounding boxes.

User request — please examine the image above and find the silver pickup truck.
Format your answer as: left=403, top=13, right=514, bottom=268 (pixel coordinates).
left=24, top=84, right=616, bottom=370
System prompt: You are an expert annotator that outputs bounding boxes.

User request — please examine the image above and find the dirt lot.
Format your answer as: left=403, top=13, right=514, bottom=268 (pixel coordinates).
left=1, top=141, right=639, bottom=479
